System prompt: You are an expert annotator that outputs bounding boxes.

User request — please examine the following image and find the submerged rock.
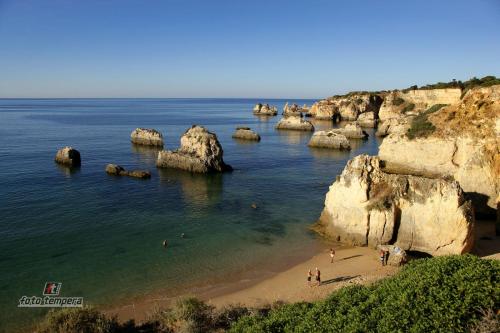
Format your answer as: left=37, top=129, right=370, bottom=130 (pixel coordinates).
left=331, top=122, right=368, bottom=139
left=275, top=116, right=314, bottom=131
left=55, top=147, right=81, bottom=167
left=318, top=155, right=474, bottom=256
left=232, top=127, right=261, bottom=141
left=105, top=164, right=151, bottom=179
left=156, top=125, right=232, bottom=173
left=130, top=128, right=164, bottom=146
left=253, top=103, right=278, bottom=116
left=308, top=131, right=351, bottom=150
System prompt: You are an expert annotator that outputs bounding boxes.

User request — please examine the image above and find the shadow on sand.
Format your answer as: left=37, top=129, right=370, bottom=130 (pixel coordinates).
left=321, top=275, right=361, bottom=286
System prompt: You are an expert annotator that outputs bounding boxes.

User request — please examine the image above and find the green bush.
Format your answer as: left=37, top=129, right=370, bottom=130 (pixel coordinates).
left=36, top=307, right=119, bottom=333
left=230, top=255, right=500, bottom=333
left=392, top=97, right=405, bottom=106
left=406, top=104, right=447, bottom=139
left=402, top=103, right=415, bottom=113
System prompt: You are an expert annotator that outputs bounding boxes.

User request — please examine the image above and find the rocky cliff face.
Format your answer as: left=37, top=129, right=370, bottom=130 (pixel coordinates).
left=379, top=85, right=500, bottom=216
left=318, top=155, right=475, bottom=256
left=307, top=93, right=383, bottom=124
left=156, top=125, right=231, bottom=173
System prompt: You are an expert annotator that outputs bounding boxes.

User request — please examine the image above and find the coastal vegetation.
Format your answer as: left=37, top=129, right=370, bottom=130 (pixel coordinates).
left=35, top=255, right=500, bottom=333
left=406, top=103, right=447, bottom=139
left=392, top=97, right=405, bottom=106
left=403, top=75, right=500, bottom=97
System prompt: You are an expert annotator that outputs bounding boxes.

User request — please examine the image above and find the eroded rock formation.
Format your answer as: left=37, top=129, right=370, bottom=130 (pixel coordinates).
left=379, top=85, right=500, bottom=216
left=105, top=164, right=151, bottom=179
left=55, top=147, right=81, bottom=167
left=283, top=103, right=302, bottom=117
left=307, top=93, right=383, bottom=123
left=253, top=103, right=278, bottom=116
left=308, top=131, right=350, bottom=150
left=275, top=115, right=314, bottom=131
left=232, top=127, right=261, bottom=141
left=318, top=155, right=475, bottom=256
left=156, top=125, right=232, bottom=173
left=130, top=128, right=164, bottom=146
left=331, top=122, right=368, bottom=139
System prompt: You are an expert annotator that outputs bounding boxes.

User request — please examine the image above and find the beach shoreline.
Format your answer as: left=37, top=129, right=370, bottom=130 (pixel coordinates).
left=105, top=244, right=398, bottom=324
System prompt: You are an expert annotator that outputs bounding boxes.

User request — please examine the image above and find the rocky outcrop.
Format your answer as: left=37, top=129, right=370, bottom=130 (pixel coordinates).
left=308, top=131, right=350, bottom=150
left=55, top=147, right=81, bottom=167
left=331, top=122, right=368, bottom=139
left=253, top=103, right=278, bottom=116
left=375, top=117, right=411, bottom=137
left=275, top=116, right=314, bottom=131
left=232, top=127, right=261, bottom=141
left=379, top=85, right=500, bottom=216
left=156, top=125, right=232, bottom=173
left=105, top=164, right=151, bottom=179
left=318, top=155, right=475, bottom=256
left=130, top=128, right=164, bottom=146
left=308, top=93, right=383, bottom=123
left=357, top=112, right=377, bottom=128
left=283, top=103, right=302, bottom=117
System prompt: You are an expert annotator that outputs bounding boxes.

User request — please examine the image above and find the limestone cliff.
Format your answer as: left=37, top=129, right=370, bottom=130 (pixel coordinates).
left=379, top=85, right=500, bottom=216
left=318, top=155, right=474, bottom=256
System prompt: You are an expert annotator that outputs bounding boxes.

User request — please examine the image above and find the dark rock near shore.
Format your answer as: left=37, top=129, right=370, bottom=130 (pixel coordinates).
left=106, top=164, right=151, bottom=179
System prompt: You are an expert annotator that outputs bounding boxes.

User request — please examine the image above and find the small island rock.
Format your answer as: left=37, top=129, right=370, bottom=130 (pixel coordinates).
left=106, top=164, right=151, bottom=179
left=55, top=147, right=81, bottom=167
left=130, top=128, right=164, bottom=146
left=331, top=122, right=368, bottom=139
left=308, top=131, right=351, bottom=150
left=275, top=116, right=314, bottom=131
left=232, top=127, right=261, bottom=141
left=253, top=103, right=278, bottom=116
left=156, top=125, right=232, bottom=173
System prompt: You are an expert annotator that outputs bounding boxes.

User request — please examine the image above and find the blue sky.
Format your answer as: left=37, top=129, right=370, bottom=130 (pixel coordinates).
left=0, top=0, right=499, bottom=98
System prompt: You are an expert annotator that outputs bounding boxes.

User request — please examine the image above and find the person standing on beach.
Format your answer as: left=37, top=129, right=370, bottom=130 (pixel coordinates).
left=315, top=267, right=321, bottom=286
left=330, top=248, right=336, bottom=263
left=307, top=269, right=313, bottom=287
left=380, top=249, right=386, bottom=266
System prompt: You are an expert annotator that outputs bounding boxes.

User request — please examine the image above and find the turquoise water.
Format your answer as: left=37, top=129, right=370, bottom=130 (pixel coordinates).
left=0, top=99, right=381, bottom=331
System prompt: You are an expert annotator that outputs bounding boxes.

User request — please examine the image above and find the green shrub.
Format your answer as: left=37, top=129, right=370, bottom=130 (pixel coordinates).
left=406, top=104, right=447, bottom=139
left=402, top=103, right=415, bottom=113
left=230, top=255, right=500, bottom=333
left=392, top=97, right=405, bottom=106
left=36, top=307, right=119, bottom=333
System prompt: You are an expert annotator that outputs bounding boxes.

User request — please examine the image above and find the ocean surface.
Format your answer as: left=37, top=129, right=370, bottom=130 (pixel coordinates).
left=0, top=98, right=381, bottom=331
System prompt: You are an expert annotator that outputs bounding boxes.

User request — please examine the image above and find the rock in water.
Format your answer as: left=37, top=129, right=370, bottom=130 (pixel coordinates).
left=283, top=102, right=302, bottom=117
left=232, top=127, right=261, bottom=141
left=156, top=125, right=232, bottom=173
left=105, top=164, right=151, bottom=179
left=253, top=103, right=278, bottom=116
left=275, top=116, right=314, bottom=131
left=330, top=122, right=368, bottom=139
left=357, top=112, right=377, bottom=128
left=55, top=147, right=81, bottom=167
left=318, top=155, right=474, bottom=256
left=130, top=128, right=164, bottom=146
left=308, top=131, right=351, bottom=150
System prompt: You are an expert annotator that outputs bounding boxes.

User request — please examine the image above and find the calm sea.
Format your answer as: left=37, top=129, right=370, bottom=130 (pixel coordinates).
left=0, top=98, right=381, bottom=331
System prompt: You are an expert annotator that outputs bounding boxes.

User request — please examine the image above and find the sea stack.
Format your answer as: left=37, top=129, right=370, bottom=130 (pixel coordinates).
left=308, top=131, right=351, bottom=150
left=232, top=127, right=261, bottom=141
left=275, top=115, right=314, bottom=131
left=130, top=128, right=164, bottom=147
left=253, top=103, right=278, bottom=116
left=156, top=125, right=232, bottom=173
left=55, top=147, right=81, bottom=167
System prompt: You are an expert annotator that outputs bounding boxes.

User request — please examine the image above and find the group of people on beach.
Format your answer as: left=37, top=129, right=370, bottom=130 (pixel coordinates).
left=307, top=248, right=336, bottom=287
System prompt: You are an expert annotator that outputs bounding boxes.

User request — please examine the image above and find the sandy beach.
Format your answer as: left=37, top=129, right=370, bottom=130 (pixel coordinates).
left=107, top=245, right=398, bottom=323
